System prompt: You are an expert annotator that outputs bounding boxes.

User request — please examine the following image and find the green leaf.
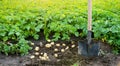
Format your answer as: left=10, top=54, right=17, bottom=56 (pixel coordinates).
left=8, top=31, right=14, bottom=35
left=3, top=37, right=8, bottom=41
left=53, top=33, right=60, bottom=41
left=0, top=32, right=6, bottom=36
left=3, top=45, right=10, bottom=55
left=15, top=32, right=20, bottom=36
left=33, top=34, right=39, bottom=40
left=75, top=32, right=79, bottom=37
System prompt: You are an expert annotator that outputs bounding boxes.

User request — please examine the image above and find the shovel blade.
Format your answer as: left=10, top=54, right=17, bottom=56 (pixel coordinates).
left=78, top=40, right=100, bottom=57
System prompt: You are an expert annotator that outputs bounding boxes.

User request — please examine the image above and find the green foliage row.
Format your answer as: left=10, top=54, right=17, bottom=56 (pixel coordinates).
left=0, top=0, right=120, bottom=55
left=0, top=38, right=31, bottom=55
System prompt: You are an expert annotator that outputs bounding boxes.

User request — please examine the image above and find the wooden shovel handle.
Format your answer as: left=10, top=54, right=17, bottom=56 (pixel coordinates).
left=88, top=0, right=92, bottom=31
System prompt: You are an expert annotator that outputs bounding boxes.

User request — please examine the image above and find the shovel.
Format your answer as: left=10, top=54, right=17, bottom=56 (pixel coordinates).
left=78, top=0, right=100, bottom=57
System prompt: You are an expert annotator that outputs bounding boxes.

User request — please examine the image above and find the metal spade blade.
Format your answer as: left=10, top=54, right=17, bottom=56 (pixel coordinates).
left=78, top=40, right=100, bottom=57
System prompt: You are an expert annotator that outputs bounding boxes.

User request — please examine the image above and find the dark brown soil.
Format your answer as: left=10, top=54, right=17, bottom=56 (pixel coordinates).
left=0, top=36, right=120, bottom=66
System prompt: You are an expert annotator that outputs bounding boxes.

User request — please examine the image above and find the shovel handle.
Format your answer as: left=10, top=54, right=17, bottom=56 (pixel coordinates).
left=88, top=0, right=92, bottom=31
left=87, top=0, right=92, bottom=44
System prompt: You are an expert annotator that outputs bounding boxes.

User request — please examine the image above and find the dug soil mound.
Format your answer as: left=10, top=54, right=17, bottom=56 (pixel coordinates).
left=0, top=37, right=120, bottom=66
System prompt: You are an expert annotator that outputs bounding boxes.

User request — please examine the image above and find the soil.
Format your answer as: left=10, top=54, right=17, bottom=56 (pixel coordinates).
left=0, top=36, right=120, bottom=66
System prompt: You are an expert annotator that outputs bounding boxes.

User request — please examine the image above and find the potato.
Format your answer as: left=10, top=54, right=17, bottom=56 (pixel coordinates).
left=41, top=57, right=46, bottom=60
left=71, top=41, right=75, bottom=44
left=54, top=48, right=58, bottom=52
left=56, top=43, right=60, bottom=47
left=45, top=56, right=50, bottom=61
left=61, top=49, right=65, bottom=52
left=30, top=55, right=35, bottom=59
left=39, top=56, right=50, bottom=61
left=30, top=42, right=34, bottom=46
left=65, top=46, right=69, bottom=50
left=50, top=42, right=54, bottom=45
left=35, top=52, right=39, bottom=55
left=35, top=47, right=39, bottom=51
left=39, top=56, right=42, bottom=59
left=44, top=53, right=47, bottom=57
left=62, top=43, right=66, bottom=46
left=46, top=56, right=49, bottom=59
left=54, top=54, right=58, bottom=57
left=41, top=52, right=43, bottom=55
left=47, top=39, right=51, bottom=42
left=45, top=44, right=52, bottom=48
left=71, top=45, right=75, bottom=48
